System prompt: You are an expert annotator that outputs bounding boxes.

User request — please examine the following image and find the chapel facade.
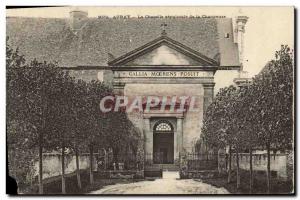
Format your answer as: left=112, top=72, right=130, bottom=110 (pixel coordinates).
left=7, top=9, right=248, bottom=165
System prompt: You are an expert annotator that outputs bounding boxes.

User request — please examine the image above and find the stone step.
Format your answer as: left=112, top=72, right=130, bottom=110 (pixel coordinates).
left=145, top=164, right=179, bottom=171
left=162, top=166, right=179, bottom=171
left=152, top=164, right=179, bottom=171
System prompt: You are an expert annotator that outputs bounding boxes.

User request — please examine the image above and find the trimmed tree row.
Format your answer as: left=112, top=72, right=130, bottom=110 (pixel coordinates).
left=200, top=45, right=293, bottom=193
left=7, top=39, right=141, bottom=194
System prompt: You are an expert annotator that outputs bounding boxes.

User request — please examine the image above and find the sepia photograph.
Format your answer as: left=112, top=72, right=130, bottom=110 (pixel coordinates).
left=5, top=6, right=294, bottom=195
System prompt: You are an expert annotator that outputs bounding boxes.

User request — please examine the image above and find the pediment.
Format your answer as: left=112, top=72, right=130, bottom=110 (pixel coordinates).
left=108, top=35, right=219, bottom=66
left=125, top=45, right=201, bottom=66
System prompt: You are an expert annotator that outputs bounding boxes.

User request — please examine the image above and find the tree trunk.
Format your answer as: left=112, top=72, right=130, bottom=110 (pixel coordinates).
left=103, top=148, right=107, bottom=170
left=89, top=145, right=94, bottom=185
left=205, top=143, right=209, bottom=161
left=227, top=145, right=232, bottom=183
left=236, top=149, right=240, bottom=189
left=39, top=101, right=46, bottom=194
left=266, top=143, right=271, bottom=194
left=38, top=139, right=43, bottom=194
left=113, top=148, right=119, bottom=170
left=61, top=144, right=66, bottom=194
left=249, top=146, right=253, bottom=194
left=75, top=146, right=82, bottom=189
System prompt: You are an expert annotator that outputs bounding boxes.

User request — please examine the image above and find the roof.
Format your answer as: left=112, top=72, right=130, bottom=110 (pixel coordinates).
left=217, top=18, right=240, bottom=67
left=6, top=17, right=240, bottom=68
left=109, top=34, right=219, bottom=66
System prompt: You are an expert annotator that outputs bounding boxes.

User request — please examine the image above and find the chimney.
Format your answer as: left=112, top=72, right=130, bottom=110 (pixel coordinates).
left=69, top=8, right=88, bottom=31
left=235, top=16, right=249, bottom=69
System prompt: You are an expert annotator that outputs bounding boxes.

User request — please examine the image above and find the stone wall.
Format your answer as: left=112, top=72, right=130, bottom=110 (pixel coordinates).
left=230, top=153, right=290, bottom=179
left=34, top=153, right=98, bottom=179
left=67, top=69, right=113, bottom=86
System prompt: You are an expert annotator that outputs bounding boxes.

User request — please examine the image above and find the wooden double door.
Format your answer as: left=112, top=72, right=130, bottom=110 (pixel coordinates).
left=153, top=132, right=174, bottom=164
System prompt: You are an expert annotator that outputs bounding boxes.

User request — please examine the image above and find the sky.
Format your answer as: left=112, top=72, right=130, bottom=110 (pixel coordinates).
left=6, top=6, right=294, bottom=77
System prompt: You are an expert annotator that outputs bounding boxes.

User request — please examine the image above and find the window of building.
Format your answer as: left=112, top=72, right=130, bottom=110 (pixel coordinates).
left=155, top=122, right=172, bottom=132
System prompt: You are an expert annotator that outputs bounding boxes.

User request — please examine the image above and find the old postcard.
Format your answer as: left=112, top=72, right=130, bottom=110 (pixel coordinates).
left=6, top=6, right=294, bottom=195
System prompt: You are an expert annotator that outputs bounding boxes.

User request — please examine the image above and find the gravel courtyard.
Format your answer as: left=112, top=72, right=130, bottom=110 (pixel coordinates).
left=90, top=171, right=229, bottom=195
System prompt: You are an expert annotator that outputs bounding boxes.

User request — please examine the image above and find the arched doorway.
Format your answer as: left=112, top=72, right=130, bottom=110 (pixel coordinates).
left=153, top=120, right=174, bottom=164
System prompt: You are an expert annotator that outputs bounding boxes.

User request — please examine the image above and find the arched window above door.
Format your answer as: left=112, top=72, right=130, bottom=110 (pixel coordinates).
left=154, top=121, right=173, bottom=132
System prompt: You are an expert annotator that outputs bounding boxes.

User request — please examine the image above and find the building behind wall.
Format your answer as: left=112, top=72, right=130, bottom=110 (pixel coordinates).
left=6, top=10, right=249, bottom=166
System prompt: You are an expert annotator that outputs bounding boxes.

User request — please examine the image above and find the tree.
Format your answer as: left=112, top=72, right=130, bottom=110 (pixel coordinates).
left=74, top=80, right=112, bottom=184
left=45, top=73, right=78, bottom=194
left=70, top=79, right=88, bottom=189
left=201, top=86, right=242, bottom=187
left=7, top=39, right=36, bottom=187
left=249, top=45, right=293, bottom=193
left=7, top=39, right=71, bottom=194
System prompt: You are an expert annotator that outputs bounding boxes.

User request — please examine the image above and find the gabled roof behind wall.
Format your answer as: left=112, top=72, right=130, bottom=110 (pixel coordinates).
left=108, top=34, right=219, bottom=66
left=6, top=17, right=240, bottom=68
